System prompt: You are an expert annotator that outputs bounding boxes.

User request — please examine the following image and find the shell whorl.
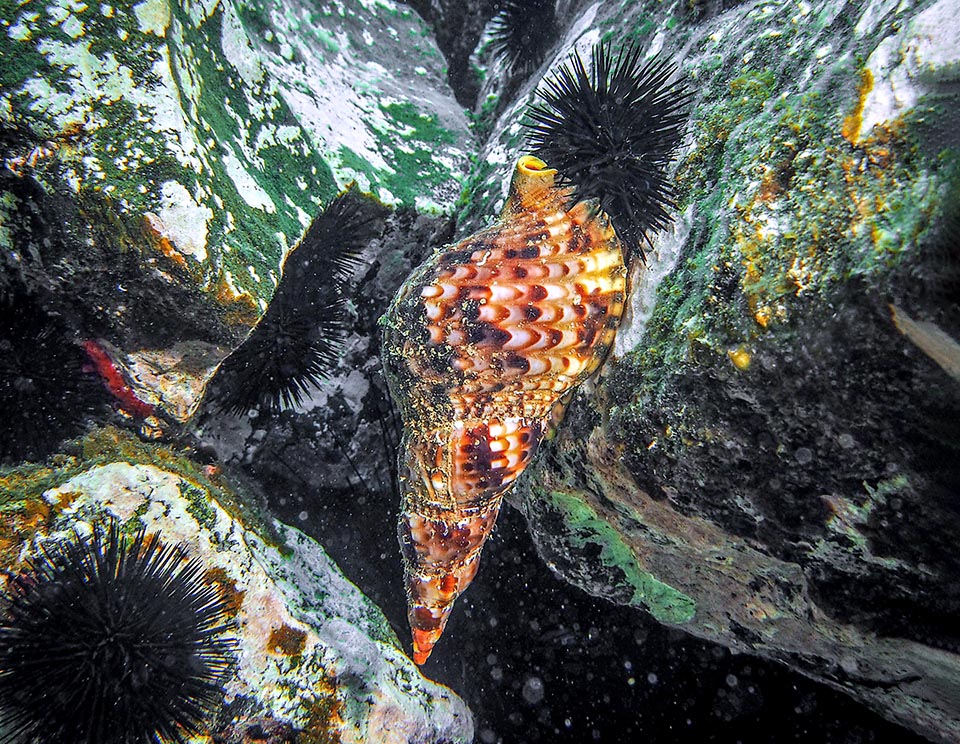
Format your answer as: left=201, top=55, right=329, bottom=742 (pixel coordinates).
left=382, top=156, right=628, bottom=664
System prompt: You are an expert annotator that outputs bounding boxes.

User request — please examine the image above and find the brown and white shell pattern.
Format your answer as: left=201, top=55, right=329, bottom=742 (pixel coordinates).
left=381, top=155, right=628, bottom=664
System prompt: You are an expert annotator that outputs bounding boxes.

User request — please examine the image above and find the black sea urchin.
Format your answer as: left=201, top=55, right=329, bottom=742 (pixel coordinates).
left=524, top=40, right=691, bottom=262
left=0, top=521, right=235, bottom=744
left=208, top=188, right=388, bottom=416
left=489, top=0, right=559, bottom=77
left=0, top=287, right=109, bottom=464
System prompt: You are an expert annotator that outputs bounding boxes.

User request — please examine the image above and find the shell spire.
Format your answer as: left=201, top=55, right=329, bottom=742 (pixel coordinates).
left=381, top=156, right=628, bottom=664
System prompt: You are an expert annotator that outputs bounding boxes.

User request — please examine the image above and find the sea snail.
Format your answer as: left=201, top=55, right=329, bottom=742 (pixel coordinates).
left=381, top=155, right=628, bottom=664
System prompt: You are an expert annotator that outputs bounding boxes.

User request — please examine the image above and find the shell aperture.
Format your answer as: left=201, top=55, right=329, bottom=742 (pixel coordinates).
left=381, top=156, right=628, bottom=664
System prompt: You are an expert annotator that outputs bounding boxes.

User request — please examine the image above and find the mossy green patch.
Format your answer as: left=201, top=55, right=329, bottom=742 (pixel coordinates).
left=0, top=21, right=54, bottom=100
left=3, top=0, right=339, bottom=311
left=372, top=100, right=461, bottom=206
left=333, top=100, right=463, bottom=208
left=180, top=479, right=217, bottom=530
left=167, top=1, right=337, bottom=302
left=546, top=489, right=696, bottom=624
left=0, top=427, right=285, bottom=549
left=632, top=72, right=943, bottom=404
left=121, top=499, right=152, bottom=535
left=315, top=27, right=339, bottom=53
left=379, top=102, right=456, bottom=146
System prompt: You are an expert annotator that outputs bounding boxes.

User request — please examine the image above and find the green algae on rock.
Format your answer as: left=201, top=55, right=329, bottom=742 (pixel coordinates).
left=0, top=428, right=473, bottom=743
left=0, top=0, right=471, bottom=423
left=469, top=0, right=960, bottom=741
left=524, top=487, right=696, bottom=625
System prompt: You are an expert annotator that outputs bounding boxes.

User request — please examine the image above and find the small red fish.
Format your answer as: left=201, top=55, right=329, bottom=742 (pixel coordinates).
left=82, top=339, right=156, bottom=419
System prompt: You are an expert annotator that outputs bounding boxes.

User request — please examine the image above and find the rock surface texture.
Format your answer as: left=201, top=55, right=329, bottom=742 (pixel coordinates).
left=0, top=428, right=473, bottom=743
left=455, top=1, right=959, bottom=741
left=2, top=0, right=959, bottom=741
left=0, top=0, right=472, bottom=423
left=185, top=1, right=960, bottom=738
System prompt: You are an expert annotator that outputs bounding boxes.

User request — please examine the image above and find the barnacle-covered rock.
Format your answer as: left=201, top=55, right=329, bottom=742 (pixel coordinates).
left=0, top=428, right=473, bottom=743
left=381, top=155, right=627, bottom=663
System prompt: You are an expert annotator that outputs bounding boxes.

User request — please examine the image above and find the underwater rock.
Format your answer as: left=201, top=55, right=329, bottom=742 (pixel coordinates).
left=0, top=518, right=236, bottom=743
left=195, top=206, right=453, bottom=498
left=0, top=427, right=473, bottom=743
left=0, top=0, right=471, bottom=423
left=37, top=0, right=954, bottom=738
left=447, top=0, right=960, bottom=741
left=192, top=207, right=455, bottom=658
left=402, top=0, right=501, bottom=108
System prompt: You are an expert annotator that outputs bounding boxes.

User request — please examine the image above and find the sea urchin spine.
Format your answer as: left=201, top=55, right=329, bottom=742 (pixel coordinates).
left=489, top=0, right=560, bottom=77
left=207, top=188, right=387, bottom=416
left=524, top=40, right=691, bottom=262
left=0, top=520, right=235, bottom=744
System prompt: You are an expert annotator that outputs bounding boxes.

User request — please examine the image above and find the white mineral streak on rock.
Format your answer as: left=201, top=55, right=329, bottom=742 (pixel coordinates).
left=243, top=0, right=469, bottom=206
left=902, top=0, right=960, bottom=79
left=220, top=0, right=283, bottom=135
left=255, top=21, right=391, bottom=190
left=27, top=14, right=207, bottom=177
left=183, top=0, right=220, bottom=26
left=414, top=195, right=445, bottom=213
left=221, top=148, right=278, bottom=213
left=37, top=461, right=474, bottom=744
left=220, top=0, right=266, bottom=88
left=141, top=50, right=208, bottom=173
left=613, top=206, right=693, bottom=359
left=860, top=35, right=918, bottom=139
left=61, top=14, right=84, bottom=39
left=355, top=0, right=397, bottom=12
left=133, top=0, right=170, bottom=37
left=20, top=76, right=73, bottom=125
left=860, top=0, right=960, bottom=141
left=45, top=0, right=72, bottom=24
left=34, top=38, right=136, bottom=123
left=7, top=19, right=32, bottom=41
left=153, top=180, right=213, bottom=262
left=220, top=267, right=245, bottom=303
left=855, top=0, right=904, bottom=37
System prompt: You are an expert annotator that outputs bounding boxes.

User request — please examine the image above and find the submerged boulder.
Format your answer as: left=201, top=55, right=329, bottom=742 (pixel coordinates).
left=3, top=0, right=957, bottom=739
left=0, top=0, right=471, bottom=424
left=0, top=427, right=473, bottom=743
left=189, top=3, right=959, bottom=737
left=446, top=0, right=960, bottom=740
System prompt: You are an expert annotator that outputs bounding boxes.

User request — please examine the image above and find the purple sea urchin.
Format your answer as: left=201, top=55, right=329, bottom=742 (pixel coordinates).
left=0, top=521, right=235, bottom=744
left=489, top=0, right=559, bottom=77
left=524, top=40, right=690, bottom=262
left=208, top=188, right=388, bottom=416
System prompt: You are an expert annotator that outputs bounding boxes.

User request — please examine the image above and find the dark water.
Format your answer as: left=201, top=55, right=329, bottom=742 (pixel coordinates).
left=263, top=468, right=927, bottom=744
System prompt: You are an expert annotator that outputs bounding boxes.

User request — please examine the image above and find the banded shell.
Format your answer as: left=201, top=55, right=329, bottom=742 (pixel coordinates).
left=381, top=156, right=628, bottom=664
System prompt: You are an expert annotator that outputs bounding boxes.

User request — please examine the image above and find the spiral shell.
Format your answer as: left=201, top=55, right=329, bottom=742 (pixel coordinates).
left=381, top=156, right=628, bottom=664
